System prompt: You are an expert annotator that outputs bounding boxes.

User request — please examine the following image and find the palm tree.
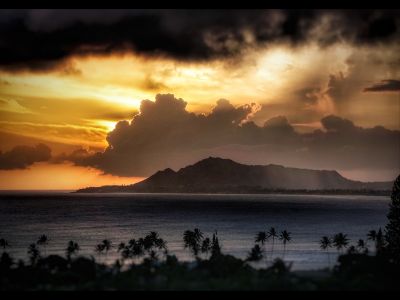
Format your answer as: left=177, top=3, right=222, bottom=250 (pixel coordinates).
left=156, top=238, right=168, bottom=254
left=255, top=231, right=268, bottom=245
left=319, top=236, right=332, bottom=266
left=128, top=238, right=145, bottom=262
left=367, top=229, right=385, bottom=254
left=333, top=233, right=349, bottom=253
left=376, top=228, right=385, bottom=254
left=357, top=239, right=367, bottom=253
left=268, top=227, right=278, bottom=260
left=27, top=243, right=40, bottom=265
left=128, top=238, right=137, bottom=250
left=120, top=245, right=131, bottom=261
left=367, top=230, right=377, bottom=243
left=347, top=245, right=357, bottom=254
left=149, top=250, right=158, bottom=262
left=148, top=231, right=167, bottom=253
left=200, top=237, right=211, bottom=258
left=66, top=241, right=80, bottom=260
left=193, top=228, right=203, bottom=243
left=247, top=244, right=263, bottom=262
left=101, top=239, right=113, bottom=258
left=142, top=235, right=153, bottom=251
left=95, top=243, right=105, bottom=256
left=117, top=242, right=126, bottom=252
left=255, top=231, right=268, bottom=262
left=37, top=234, right=49, bottom=256
left=279, top=230, right=291, bottom=258
left=0, top=238, right=9, bottom=252
left=183, top=230, right=200, bottom=257
left=211, top=231, right=222, bottom=257
left=148, top=231, right=159, bottom=243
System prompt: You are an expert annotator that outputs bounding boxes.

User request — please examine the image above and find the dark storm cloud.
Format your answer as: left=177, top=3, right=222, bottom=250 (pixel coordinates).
left=363, top=79, right=400, bottom=92
left=0, top=143, right=51, bottom=170
left=0, top=9, right=399, bottom=71
left=62, top=94, right=400, bottom=177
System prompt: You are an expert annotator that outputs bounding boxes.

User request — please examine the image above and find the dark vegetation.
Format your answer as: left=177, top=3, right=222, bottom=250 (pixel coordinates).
left=1, top=175, right=399, bottom=290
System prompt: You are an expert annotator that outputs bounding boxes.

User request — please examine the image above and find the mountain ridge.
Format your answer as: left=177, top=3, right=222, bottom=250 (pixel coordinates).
left=76, top=157, right=393, bottom=194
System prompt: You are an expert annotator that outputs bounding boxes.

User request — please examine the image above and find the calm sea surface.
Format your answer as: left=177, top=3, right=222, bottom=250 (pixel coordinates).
left=0, top=192, right=390, bottom=270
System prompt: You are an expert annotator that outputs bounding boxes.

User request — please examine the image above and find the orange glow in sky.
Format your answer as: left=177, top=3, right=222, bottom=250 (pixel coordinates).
left=0, top=43, right=399, bottom=188
left=0, top=162, right=143, bottom=190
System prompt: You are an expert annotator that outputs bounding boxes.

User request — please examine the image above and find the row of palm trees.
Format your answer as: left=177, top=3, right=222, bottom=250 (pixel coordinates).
left=183, top=228, right=221, bottom=258
left=0, top=227, right=386, bottom=266
left=319, top=228, right=385, bottom=266
left=247, top=227, right=291, bottom=263
left=116, top=231, right=168, bottom=263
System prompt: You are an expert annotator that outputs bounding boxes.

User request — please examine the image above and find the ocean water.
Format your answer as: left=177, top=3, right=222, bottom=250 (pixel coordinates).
left=0, top=192, right=390, bottom=270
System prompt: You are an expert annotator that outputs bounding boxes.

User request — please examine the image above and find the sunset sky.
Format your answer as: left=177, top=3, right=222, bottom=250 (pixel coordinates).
left=0, top=9, right=399, bottom=189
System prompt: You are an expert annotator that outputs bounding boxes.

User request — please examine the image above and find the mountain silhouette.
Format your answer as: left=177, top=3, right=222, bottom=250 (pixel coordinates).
left=77, top=157, right=393, bottom=193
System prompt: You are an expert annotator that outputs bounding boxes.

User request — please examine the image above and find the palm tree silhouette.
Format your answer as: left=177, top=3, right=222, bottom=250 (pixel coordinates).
left=376, top=228, right=385, bottom=254
left=319, top=236, right=332, bottom=266
left=247, top=244, right=263, bottom=262
left=27, top=243, right=40, bottom=265
left=95, top=243, right=105, bottom=258
left=255, top=231, right=268, bottom=245
left=148, top=231, right=159, bottom=242
left=211, top=231, right=221, bottom=257
left=255, top=231, right=268, bottom=262
left=201, top=237, right=211, bottom=258
left=0, top=238, right=9, bottom=253
left=333, top=233, right=349, bottom=254
left=279, top=230, right=291, bottom=258
left=149, top=231, right=168, bottom=253
left=156, top=238, right=168, bottom=254
left=183, top=229, right=202, bottom=257
left=149, top=250, right=158, bottom=262
left=143, top=234, right=154, bottom=251
left=367, top=230, right=377, bottom=243
left=37, top=234, right=49, bottom=256
left=120, top=245, right=131, bottom=261
left=101, top=239, right=113, bottom=259
left=267, top=227, right=278, bottom=260
left=131, top=238, right=145, bottom=260
left=193, top=228, right=203, bottom=243
left=66, top=241, right=80, bottom=260
left=367, top=229, right=384, bottom=254
left=357, top=239, right=367, bottom=253
left=347, top=245, right=357, bottom=254
left=117, top=242, right=126, bottom=252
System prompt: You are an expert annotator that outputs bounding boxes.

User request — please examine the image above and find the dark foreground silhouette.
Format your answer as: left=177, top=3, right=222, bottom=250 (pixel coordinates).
left=1, top=175, right=399, bottom=290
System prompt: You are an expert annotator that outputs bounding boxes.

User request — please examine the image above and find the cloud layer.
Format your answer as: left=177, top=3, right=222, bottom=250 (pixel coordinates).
left=62, top=94, right=400, bottom=179
left=0, top=143, right=51, bottom=170
left=0, top=9, right=399, bottom=71
left=364, top=79, right=400, bottom=92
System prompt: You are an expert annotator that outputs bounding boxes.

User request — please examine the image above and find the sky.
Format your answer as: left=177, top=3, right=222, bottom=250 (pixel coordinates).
left=0, top=9, right=399, bottom=189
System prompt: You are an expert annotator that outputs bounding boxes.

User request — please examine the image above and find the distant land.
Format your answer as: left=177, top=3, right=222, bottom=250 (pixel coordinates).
left=76, top=157, right=393, bottom=195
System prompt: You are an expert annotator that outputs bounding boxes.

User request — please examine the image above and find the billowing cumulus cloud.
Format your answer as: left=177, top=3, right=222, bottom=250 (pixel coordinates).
left=363, top=79, right=400, bottom=92
left=0, top=143, right=51, bottom=170
left=0, top=9, right=399, bottom=71
left=63, top=94, right=400, bottom=180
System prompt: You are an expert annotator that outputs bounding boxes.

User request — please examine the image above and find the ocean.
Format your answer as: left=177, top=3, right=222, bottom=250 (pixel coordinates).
left=0, top=192, right=390, bottom=270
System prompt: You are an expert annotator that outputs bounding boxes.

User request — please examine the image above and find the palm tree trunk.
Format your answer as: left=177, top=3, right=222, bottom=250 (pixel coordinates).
left=264, top=244, right=267, bottom=265
left=283, top=243, right=286, bottom=259
left=327, top=250, right=331, bottom=267
left=271, top=238, right=275, bottom=261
